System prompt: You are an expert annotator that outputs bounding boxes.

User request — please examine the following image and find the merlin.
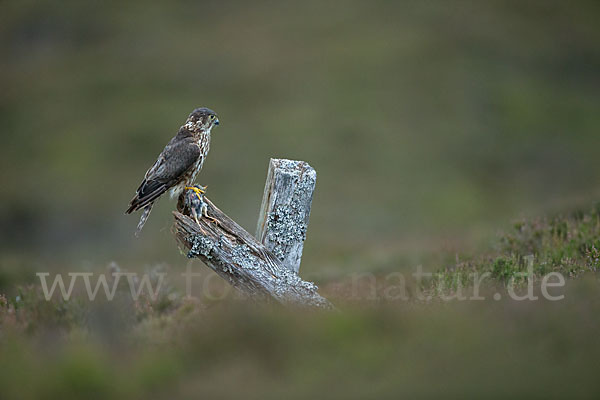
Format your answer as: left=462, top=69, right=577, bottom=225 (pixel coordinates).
left=126, top=107, right=219, bottom=236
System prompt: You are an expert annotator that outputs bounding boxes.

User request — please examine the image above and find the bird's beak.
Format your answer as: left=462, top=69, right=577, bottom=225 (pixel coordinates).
left=214, top=118, right=220, bottom=126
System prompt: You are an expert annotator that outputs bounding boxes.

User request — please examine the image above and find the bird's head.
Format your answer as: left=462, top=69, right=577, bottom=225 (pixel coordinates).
left=184, top=107, right=219, bottom=134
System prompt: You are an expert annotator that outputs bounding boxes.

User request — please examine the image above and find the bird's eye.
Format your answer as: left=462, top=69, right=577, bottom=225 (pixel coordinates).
left=209, top=115, right=215, bottom=120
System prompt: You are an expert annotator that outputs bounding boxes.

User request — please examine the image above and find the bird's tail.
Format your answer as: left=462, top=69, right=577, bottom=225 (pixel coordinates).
left=135, top=204, right=154, bottom=237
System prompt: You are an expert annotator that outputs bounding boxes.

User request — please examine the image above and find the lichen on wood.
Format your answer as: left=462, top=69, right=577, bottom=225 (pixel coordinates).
left=173, top=195, right=333, bottom=309
left=256, top=159, right=317, bottom=273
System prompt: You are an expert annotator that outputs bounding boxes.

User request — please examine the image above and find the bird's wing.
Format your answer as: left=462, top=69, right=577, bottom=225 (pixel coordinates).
left=126, top=137, right=201, bottom=213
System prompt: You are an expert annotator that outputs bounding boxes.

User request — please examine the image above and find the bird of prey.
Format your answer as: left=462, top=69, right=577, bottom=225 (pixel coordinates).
left=126, top=107, right=219, bottom=236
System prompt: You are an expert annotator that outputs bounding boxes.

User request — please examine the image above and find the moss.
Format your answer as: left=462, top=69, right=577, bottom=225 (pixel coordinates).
left=431, top=204, right=600, bottom=292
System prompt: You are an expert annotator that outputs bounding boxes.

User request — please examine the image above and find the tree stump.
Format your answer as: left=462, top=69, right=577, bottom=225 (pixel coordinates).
left=255, top=159, right=316, bottom=273
left=172, top=159, right=333, bottom=309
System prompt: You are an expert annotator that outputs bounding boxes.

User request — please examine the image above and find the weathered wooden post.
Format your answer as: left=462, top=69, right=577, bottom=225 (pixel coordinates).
left=255, top=159, right=316, bottom=273
left=172, top=159, right=333, bottom=309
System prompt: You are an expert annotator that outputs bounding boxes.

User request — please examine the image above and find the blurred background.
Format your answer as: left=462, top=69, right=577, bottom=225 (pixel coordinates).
left=1, top=0, right=599, bottom=280
left=2, top=0, right=600, bottom=398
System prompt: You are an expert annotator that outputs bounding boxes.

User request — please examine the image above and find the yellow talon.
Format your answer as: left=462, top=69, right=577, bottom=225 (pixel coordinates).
left=185, top=186, right=205, bottom=201
left=185, top=186, right=205, bottom=194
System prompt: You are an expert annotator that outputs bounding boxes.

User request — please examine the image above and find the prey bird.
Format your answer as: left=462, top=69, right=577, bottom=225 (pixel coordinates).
left=126, top=107, right=219, bottom=236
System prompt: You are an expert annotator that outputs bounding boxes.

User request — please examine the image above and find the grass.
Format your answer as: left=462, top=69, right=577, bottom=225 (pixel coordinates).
left=1, top=204, right=600, bottom=398
left=429, top=203, right=600, bottom=296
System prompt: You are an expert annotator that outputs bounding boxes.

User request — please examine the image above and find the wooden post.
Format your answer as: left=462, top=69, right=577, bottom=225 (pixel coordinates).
left=172, top=161, right=333, bottom=309
left=255, top=159, right=316, bottom=273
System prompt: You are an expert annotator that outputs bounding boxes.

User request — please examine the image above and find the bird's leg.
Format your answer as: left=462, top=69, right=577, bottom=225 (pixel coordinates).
left=190, top=204, right=201, bottom=225
left=200, top=201, right=219, bottom=225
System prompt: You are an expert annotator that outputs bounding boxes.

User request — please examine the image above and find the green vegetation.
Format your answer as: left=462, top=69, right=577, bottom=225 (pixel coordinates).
left=1, top=0, right=600, bottom=273
left=3, top=280, right=600, bottom=399
left=2, top=0, right=600, bottom=397
left=430, top=204, right=600, bottom=294
left=2, top=205, right=600, bottom=398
